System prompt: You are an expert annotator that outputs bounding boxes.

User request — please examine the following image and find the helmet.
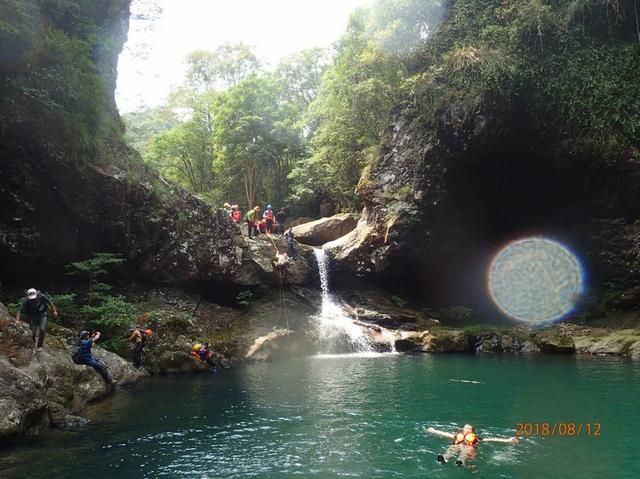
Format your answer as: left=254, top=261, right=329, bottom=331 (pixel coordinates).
left=144, top=328, right=153, bottom=337
left=192, top=343, right=202, bottom=352
left=79, top=330, right=90, bottom=339
left=254, top=206, right=261, bottom=211
left=267, top=204, right=272, bottom=209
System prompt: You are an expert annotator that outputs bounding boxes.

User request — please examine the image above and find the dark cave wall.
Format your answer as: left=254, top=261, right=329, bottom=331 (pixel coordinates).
left=332, top=100, right=640, bottom=311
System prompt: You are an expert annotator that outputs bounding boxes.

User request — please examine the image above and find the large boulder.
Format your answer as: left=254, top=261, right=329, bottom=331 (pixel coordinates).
left=245, top=329, right=317, bottom=361
left=0, top=303, right=144, bottom=440
left=291, top=213, right=359, bottom=246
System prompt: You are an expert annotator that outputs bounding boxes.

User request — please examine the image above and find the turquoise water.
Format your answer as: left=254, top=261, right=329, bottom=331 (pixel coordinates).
left=2, top=354, right=638, bottom=478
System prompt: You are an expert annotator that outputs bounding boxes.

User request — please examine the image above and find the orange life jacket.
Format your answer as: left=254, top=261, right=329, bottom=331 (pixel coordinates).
left=454, top=432, right=479, bottom=446
left=264, top=209, right=274, bottom=221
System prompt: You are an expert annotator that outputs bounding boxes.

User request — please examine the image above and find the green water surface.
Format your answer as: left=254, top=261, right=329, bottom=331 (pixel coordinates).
left=1, top=354, right=638, bottom=478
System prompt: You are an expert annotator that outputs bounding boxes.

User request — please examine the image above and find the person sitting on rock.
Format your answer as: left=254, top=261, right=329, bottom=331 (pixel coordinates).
left=199, top=342, right=222, bottom=369
left=15, top=288, right=57, bottom=352
left=77, top=330, right=114, bottom=385
left=128, top=327, right=153, bottom=369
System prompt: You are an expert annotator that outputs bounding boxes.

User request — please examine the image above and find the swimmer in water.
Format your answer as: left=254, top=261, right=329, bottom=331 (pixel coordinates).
left=426, top=424, right=518, bottom=466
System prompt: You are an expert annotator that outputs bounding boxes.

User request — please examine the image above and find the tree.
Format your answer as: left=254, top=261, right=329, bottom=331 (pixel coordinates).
left=66, top=253, right=125, bottom=305
left=185, top=42, right=261, bottom=91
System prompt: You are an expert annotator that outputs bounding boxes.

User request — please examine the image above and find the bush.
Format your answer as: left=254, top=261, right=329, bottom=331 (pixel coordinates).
left=81, top=295, right=136, bottom=338
left=236, top=290, right=254, bottom=308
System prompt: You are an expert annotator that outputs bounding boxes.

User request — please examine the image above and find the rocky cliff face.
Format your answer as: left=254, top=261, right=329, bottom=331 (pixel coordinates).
left=327, top=0, right=640, bottom=314
left=0, top=1, right=313, bottom=296
left=329, top=80, right=640, bottom=313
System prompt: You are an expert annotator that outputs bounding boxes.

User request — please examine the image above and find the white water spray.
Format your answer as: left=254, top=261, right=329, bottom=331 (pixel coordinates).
left=313, top=248, right=374, bottom=353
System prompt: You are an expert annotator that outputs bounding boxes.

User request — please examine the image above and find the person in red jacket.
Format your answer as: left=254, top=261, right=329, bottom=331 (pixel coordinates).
left=263, top=204, right=275, bottom=234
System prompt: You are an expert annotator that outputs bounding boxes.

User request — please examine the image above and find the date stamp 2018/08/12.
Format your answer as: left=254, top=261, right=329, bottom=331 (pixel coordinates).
left=516, top=423, right=601, bottom=437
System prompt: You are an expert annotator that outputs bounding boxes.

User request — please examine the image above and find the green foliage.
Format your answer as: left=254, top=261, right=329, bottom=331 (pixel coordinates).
left=236, top=290, right=254, bottom=308
left=146, top=309, right=197, bottom=333
left=423, top=305, right=474, bottom=324
left=122, top=106, right=179, bottom=156
left=66, top=252, right=125, bottom=304
left=186, top=42, right=261, bottom=91
left=405, top=0, right=640, bottom=156
left=289, top=0, right=445, bottom=212
left=390, top=295, right=408, bottom=308
left=81, top=295, right=136, bottom=337
left=0, top=0, right=122, bottom=160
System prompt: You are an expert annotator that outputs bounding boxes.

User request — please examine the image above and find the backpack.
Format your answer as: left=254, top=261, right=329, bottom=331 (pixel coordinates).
left=71, top=343, right=83, bottom=364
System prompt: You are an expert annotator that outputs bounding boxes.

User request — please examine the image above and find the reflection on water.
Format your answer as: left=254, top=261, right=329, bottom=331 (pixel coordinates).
left=1, top=355, right=639, bottom=478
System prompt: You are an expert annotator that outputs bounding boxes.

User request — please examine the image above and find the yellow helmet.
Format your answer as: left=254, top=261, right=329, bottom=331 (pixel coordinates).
left=192, top=343, right=202, bottom=352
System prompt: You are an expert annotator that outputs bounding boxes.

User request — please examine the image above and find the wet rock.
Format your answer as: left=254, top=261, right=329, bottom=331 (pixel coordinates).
left=0, top=302, right=144, bottom=439
left=532, top=330, right=576, bottom=353
left=396, top=329, right=470, bottom=353
left=154, top=351, right=210, bottom=373
left=59, top=414, right=90, bottom=432
left=245, top=329, right=317, bottom=361
left=292, top=213, right=359, bottom=246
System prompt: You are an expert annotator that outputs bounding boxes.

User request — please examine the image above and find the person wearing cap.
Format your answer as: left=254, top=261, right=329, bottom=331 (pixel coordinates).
left=77, top=330, right=114, bottom=384
left=15, top=288, right=57, bottom=352
left=244, top=205, right=261, bottom=239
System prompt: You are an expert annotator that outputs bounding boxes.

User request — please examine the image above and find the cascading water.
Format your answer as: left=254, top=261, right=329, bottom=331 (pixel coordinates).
left=313, top=248, right=374, bottom=353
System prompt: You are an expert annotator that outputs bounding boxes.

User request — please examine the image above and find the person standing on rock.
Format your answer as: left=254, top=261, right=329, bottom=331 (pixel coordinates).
left=245, top=206, right=261, bottom=239
left=15, top=288, right=57, bottom=352
left=286, top=228, right=298, bottom=260
left=128, top=327, right=152, bottom=369
left=78, top=330, right=114, bottom=384
left=263, top=204, right=275, bottom=234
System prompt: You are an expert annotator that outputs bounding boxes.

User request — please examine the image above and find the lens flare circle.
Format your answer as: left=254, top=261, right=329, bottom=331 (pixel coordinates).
left=488, top=238, right=583, bottom=323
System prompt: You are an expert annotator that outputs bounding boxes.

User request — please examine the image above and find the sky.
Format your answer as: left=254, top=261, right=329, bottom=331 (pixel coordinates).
left=116, top=0, right=372, bottom=113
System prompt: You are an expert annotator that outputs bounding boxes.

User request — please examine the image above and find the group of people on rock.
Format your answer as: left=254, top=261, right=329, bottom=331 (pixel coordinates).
left=13, top=287, right=222, bottom=386
left=223, top=203, right=288, bottom=239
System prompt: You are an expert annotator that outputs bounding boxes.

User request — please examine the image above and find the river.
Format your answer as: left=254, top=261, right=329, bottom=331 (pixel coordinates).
left=1, top=354, right=638, bottom=478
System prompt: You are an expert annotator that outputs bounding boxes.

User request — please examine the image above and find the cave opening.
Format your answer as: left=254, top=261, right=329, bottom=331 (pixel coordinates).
left=395, top=132, right=591, bottom=318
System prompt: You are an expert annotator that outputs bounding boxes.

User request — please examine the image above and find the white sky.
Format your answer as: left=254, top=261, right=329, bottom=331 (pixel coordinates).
left=116, top=0, right=372, bottom=113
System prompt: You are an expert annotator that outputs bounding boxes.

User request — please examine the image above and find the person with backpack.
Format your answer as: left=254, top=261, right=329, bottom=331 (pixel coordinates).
left=128, top=327, right=153, bottom=369
left=244, top=206, right=261, bottom=239
left=231, top=205, right=242, bottom=223
left=76, top=330, right=114, bottom=384
left=15, top=288, right=57, bottom=352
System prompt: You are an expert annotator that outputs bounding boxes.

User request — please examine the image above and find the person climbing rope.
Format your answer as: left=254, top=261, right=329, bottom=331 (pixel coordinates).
left=263, top=204, right=275, bottom=234
left=426, top=424, right=518, bottom=466
left=245, top=206, right=261, bottom=239
left=15, top=288, right=57, bottom=352
left=77, top=330, right=114, bottom=385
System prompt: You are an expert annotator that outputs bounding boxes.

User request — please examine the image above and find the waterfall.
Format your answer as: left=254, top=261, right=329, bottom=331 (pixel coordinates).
left=313, top=248, right=374, bottom=353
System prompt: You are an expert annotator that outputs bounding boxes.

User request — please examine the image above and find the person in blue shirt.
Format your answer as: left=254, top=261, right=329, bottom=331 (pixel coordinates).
left=77, top=330, right=114, bottom=384
left=15, top=288, right=58, bottom=352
